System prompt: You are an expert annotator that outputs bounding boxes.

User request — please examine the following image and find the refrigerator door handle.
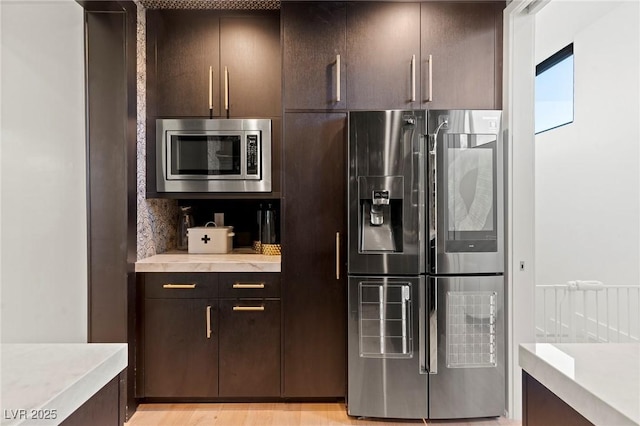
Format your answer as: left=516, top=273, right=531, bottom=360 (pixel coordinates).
left=419, top=276, right=427, bottom=374
left=428, top=277, right=438, bottom=374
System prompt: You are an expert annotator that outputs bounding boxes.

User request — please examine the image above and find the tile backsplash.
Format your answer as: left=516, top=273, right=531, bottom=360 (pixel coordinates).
left=136, top=3, right=178, bottom=260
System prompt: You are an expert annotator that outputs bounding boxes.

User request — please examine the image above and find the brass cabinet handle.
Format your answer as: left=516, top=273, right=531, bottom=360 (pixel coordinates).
left=162, top=284, right=196, bottom=289
left=426, top=54, right=433, bottom=102
left=208, top=65, right=213, bottom=115
left=224, top=66, right=229, bottom=111
left=233, top=306, right=265, bottom=312
left=336, top=54, right=341, bottom=103
left=232, top=282, right=265, bottom=289
left=411, top=54, right=416, bottom=102
left=206, top=305, right=212, bottom=339
left=336, top=232, right=340, bottom=280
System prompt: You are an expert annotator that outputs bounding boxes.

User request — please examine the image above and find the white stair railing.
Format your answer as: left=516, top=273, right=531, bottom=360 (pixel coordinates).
left=535, top=281, right=640, bottom=343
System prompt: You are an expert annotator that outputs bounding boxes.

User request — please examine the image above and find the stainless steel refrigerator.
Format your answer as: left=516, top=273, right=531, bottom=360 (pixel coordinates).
left=347, top=109, right=505, bottom=420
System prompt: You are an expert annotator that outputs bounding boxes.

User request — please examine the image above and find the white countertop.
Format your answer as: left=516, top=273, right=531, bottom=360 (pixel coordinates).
left=519, top=343, right=640, bottom=426
left=135, top=249, right=281, bottom=273
left=1, top=343, right=127, bottom=426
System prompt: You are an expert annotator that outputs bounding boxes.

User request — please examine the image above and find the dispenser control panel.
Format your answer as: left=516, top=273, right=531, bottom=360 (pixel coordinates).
left=372, top=190, right=390, bottom=205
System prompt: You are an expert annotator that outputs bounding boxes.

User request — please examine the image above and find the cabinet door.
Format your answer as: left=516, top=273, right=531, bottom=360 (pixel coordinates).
left=282, top=2, right=346, bottom=110
left=143, top=298, right=218, bottom=397
left=220, top=13, right=281, bottom=118
left=346, top=2, right=421, bottom=110
left=421, top=2, right=503, bottom=109
left=282, top=112, right=347, bottom=397
left=218, top=299, right=281, bottom=397
left=150, top=10, right=220, bottom=117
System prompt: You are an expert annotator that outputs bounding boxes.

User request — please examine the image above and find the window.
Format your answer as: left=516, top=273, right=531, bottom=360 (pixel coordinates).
left=535, top=43, right=574, bottom=134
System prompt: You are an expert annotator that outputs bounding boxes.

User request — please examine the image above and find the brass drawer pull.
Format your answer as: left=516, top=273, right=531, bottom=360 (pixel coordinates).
left=233, top=306, right=265, bottom=312
left=162, top=284, right=197, bottom=289
left=232, top=283, right=265, bottom=289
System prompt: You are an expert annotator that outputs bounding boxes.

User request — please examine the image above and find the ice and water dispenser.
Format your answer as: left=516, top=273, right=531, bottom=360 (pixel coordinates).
left=358, top=178, right=404, bottom=253
left=348, top=110, right=424, bottom=275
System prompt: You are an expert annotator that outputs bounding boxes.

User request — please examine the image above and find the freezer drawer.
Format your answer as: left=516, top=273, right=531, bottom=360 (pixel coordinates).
left=427, top=275, right=505, bottom=419
left=347, top=275, right=428, bottom=419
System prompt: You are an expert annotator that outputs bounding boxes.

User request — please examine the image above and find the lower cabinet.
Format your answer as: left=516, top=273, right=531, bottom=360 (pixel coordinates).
left=522, top=372, right=593, bottom=426
left=138, top=272, right=280, bottom=399
left=144, top=298, right=219, bottom=398
left=61, top=372, right=125, bottom=426
left=219, top=299, right=281, bottom=397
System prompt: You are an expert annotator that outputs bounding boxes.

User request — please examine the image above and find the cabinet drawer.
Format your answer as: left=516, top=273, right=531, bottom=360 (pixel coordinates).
left=143, top=273, right=217, bottom=299
left=219, top=273, right=280, bottom=298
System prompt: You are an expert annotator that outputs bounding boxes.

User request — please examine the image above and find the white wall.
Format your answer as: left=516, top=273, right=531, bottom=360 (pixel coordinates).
left=1, top=1, right=87, bottom=343
left=534, top=1, right=640, bottom=343
left=535, top=1, right=639, bottom=288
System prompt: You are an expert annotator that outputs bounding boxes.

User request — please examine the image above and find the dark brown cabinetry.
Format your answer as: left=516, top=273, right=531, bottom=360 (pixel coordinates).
left=144, top=298, right=219, bottom=397
left=220, top=15, right=281, bottom=117
left=142, top=273, right=218, bottom=398
left=147, top=10, right=280, bottom=118
left=421, top=1, right=503, bottom=109
left=61, top=372, right=125, bottom=426
left=219, top=299, right=281, bottom=397
left=83, top=2, right=137, bottom=419
left=523, top=372, right=593, bottom=426
left=282, top=2, right=346, bottom=110
left=282, top=113, right=347, bottom=397
left=218, top=272, right=281, bottom=397
left=346, top=2, right=421, bottom=110
left=282, top=1, right=503, bottom=112
left=145, top=10, right=282, bottom=198
left=148, top=10, right=220, bottom=118
left=138, top=272, right=281, bottom=399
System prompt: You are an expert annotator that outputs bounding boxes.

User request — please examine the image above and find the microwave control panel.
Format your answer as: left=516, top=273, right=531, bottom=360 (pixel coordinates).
left=246, top=134, right=259, bottom=176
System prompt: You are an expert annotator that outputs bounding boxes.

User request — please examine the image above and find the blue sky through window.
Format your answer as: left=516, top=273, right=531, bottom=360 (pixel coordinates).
left=535, top=50, right=574, bottom=134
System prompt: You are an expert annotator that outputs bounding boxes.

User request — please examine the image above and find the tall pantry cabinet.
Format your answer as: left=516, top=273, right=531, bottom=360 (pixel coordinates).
left=282, top=2, right=348, bottom=397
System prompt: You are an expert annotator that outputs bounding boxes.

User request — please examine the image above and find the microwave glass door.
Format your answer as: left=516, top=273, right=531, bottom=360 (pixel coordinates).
left=169, top=133, right=242, bottom=178
left=443, top=134, right=497, bottom=252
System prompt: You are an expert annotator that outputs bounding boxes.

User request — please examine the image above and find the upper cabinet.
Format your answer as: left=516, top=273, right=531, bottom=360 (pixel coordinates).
left=282, top=2, right=346, bottom=110
left=282, top=1, right=503, bottom=112
left=148, top=10, right=219, bottom=118
left=421, top=1, right=503, bottom=109
left=147, top=10, right=281, bottom=119
left=220, top=15, right=281, bottom=117
left=346, top=2, right=421, bottom=110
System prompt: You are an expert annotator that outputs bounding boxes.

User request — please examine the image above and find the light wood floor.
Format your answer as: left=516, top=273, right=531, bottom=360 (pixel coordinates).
left=125, top=403, right=521, bottom=426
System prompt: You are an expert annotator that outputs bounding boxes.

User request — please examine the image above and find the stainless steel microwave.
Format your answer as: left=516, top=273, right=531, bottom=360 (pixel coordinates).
left=156, top=118, right=272, bottom=193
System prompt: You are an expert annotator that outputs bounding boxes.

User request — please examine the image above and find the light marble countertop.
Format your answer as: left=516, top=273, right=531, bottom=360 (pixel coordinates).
left=519, top=343, right=640, bottom=426
left=135, top=248, right=281, bottom=273
left=1, top=343, right=127, bottom=426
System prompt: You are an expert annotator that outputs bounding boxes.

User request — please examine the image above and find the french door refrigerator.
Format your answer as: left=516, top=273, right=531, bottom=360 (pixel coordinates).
left=347, top=109, right=505, bottom=420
